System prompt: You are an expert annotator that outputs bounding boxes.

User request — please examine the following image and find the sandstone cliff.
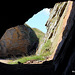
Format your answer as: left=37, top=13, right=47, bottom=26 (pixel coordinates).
left=36, top=1, right=75, bottom=74
left=37, top=2, right=68, bottom=56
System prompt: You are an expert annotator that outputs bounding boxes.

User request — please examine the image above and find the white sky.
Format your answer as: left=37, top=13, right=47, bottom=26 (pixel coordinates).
left=43, top=8, right=50, bottom=15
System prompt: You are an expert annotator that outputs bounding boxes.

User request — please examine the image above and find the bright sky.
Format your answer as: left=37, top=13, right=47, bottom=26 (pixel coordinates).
left=25, top=8, right=50, bottom=33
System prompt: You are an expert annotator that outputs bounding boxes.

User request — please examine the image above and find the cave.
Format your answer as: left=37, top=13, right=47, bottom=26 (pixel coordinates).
left=0, top=0, right=75, bottom=75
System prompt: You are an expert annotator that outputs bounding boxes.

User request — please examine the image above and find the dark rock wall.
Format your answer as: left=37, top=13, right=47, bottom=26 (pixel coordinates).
left=53, top=1, right=75, bottom=75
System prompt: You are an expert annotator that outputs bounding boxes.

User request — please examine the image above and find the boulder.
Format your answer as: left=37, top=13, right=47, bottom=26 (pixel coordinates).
left=0, top=25, right=38, bottom=57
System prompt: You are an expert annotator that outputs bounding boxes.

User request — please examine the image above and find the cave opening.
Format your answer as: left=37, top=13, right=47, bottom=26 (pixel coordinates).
left=0, top=8, right=50, bottom=64
left=0, top=1, right=74, bottom=75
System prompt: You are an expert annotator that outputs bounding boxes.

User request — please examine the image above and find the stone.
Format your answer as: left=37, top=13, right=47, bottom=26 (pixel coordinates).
left=0, top=25, right=38, bottom=57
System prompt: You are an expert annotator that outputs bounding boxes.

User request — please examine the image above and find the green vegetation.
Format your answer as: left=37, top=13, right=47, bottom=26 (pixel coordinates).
left=8, top=55, right=45, bottom=64
left=40, top=39, right=52, bottom=55
left=32, top=28, right=45, bottom=41
left=33, top=28, right=45, bottom=48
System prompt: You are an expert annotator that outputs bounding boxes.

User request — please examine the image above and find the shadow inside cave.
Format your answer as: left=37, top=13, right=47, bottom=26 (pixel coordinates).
left=53, top=2, right=75, bottom=75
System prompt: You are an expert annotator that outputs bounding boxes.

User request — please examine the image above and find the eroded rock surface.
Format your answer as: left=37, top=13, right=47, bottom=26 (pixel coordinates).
left=37, top=1, right=75, bottom=75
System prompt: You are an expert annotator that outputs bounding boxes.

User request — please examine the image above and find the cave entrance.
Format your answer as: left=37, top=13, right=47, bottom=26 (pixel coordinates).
left=0, top=8, right=50, bottom=64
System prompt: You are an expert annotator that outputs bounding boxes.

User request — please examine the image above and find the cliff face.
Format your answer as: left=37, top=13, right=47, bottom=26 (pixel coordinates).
left=36, top=2, right=68, bottom=55
left=37, top=1, right=75, bottom=74
left=45, top=1, right=74, bottom=60
left=37, top=2, right=68, bottom=55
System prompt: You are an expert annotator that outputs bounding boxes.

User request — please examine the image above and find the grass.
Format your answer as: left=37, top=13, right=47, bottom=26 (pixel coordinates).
left=8, top=55, right=45, bottom=64
left=32, top=28, right=45, bottom=41
left=33, top=28, right=45, bottom=48
left=40, top=39, right=52, bottom=55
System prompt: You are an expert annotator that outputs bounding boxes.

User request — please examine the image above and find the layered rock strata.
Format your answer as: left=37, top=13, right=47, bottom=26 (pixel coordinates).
left=37, top=1, right=75, bottom=74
